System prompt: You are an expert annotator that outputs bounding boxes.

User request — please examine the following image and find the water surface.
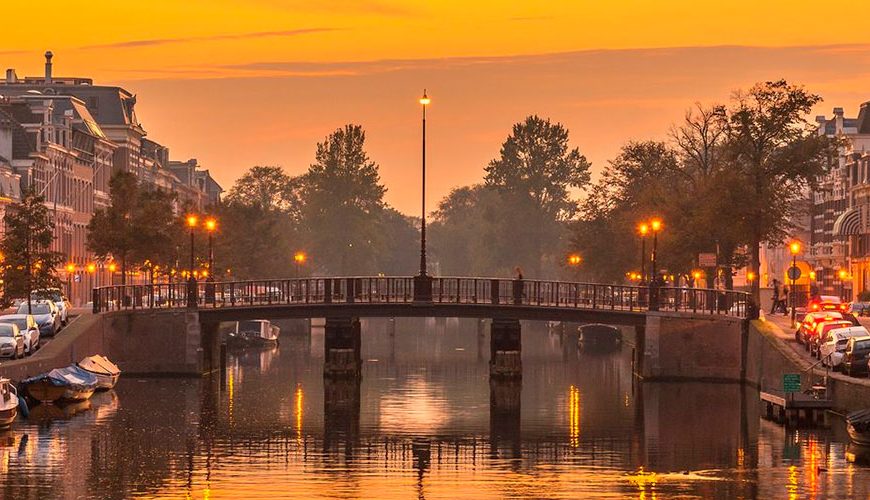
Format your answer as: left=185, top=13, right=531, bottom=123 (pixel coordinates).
left=1, top=318, right=868, bottom=499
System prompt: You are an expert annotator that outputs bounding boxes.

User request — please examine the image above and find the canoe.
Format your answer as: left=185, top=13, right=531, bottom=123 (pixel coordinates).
left=846, top=408, right=870, bottom=446
left=77, top=355, right=121, bottom=390
left=0, top=379, right=18, bottom=429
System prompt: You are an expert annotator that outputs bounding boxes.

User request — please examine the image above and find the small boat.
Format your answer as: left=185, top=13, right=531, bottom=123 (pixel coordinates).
left=77, top=355, right=121, bottom=390
left=578, top=324, right=622, bottom=351
left=22, top=366, right=98, bottom=402
left=227, top=320, right=280, bottom=347
left=846, top=408, right=870, bottom=446
left=0, top=378, right=18, bottom=429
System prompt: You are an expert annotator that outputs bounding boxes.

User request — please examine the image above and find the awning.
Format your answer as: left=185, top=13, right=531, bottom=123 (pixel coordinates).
left=833, top=207, right=862, bottom=236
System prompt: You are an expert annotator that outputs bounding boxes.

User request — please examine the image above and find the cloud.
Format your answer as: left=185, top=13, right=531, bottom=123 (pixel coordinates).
left=80, top=28, right=341, bottom=50
left=508, top=16, right=555, bottom=22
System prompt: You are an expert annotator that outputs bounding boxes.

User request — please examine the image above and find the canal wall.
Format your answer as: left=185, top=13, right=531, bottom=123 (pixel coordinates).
left=0, top=310, right=210, bottom=381
left=641, top=312, right=745, bottom=382
left=746, top=319, right=870, bottom=412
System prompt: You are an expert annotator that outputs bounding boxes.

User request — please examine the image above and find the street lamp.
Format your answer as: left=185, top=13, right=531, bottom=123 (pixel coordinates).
left=108, top=262, right=117, bottom=286
left=204, top=217, right=217, bottom=304
left=638, top=223, right=649, bottom=283
left=789, top=241, right=801, bottom=323
left=186, top=215, right=198, bottom=308
left=414, top=89, right=433, bottom=302
left=65, top=263, right=75, bottom=303
left=838, top=268, right=849, bottom=301
left=294, top=251, right=306, bottom=278
left=648, top=218, right=663, bottom=311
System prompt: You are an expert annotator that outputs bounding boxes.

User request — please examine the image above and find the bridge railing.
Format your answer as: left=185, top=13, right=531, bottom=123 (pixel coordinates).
left=91, top=276, right=750, bottom=318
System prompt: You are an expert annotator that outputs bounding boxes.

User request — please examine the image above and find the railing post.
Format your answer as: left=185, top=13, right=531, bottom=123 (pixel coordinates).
left=92, top=288, right=100, bottom=313
left=491, top=279, right=500, bottom=305
left=592, top=285, right=598, bottom=309
left=346, top=278, right=355, bottom=303
left=324, top=279, right=333, bottom=304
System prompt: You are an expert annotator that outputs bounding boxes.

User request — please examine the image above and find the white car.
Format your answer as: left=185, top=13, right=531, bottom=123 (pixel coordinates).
left=0, top=314, right=40, bottom=354
left=819, top=326, right=869, bottom=368
left=32, top=289, right=71, bottom=325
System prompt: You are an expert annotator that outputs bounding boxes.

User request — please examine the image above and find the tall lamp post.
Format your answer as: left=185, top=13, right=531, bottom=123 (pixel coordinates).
left=294, top=251, right=306, bottom=278
left=414, top=90, right=433, bottom=302
left=204, top=217, right=217, bottom=304
left=65, top=263, right=75, bottom=303
left=648, top=218, right=663, bottom=311
left=186, top=215, right=198, bottom=308
left=838, top=268, right=848, bottom=301
left=638, top=223, right=649, bottom=283
left=789, top=241, right=801, bottom=324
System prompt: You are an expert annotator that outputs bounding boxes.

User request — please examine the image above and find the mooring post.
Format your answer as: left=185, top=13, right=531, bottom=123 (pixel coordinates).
left=490, top=318, right=521, bottom=379
left=323, top=317, right=362, bottom=378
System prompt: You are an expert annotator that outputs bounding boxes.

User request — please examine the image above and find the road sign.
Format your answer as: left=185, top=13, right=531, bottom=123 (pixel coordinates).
left=787, top=266, right=802, bottom=281
left=74, top=274, right=81, bottom=283
left=698, top=253, right=717, bottom=267
left=783, top=373, right=801, bottom=393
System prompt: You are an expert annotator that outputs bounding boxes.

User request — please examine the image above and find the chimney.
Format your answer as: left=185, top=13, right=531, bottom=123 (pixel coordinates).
left=5, top=69, right=17, bottom=83
left=833, top=107, right=844, bottom=134
left=44, top=50, right=53, bottom=83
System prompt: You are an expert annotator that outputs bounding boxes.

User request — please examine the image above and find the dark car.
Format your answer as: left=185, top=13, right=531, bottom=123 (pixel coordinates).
left=842, top=336, right=870, bottom=377
left=16, top=301, right=60, bottom=336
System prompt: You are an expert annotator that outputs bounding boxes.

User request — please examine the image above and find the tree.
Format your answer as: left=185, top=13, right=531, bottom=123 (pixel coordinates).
left=300, top=124, right=387, bottom=275
left=484, top=115, right=591, bottom=276
left=0, top=189, right=63, bottom=310
left=87, top=171, right=179, bottom=286
left=225, top=165, right=301, bottom=220
left=721, top=80, right=835, bottom=303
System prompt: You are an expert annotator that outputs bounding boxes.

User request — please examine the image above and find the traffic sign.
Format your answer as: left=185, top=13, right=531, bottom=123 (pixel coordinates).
left=698, top=253, right=717, bottom=267
left=783, top=373, right=801, bottom=393
left=74, top=274, right=81, bottom=283
left=787, top=266, right=802, bottom=281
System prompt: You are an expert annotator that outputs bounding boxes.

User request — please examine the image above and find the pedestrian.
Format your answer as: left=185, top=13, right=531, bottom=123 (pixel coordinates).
left=770, top=279, right=780, bottom=315
left=780, top=284, right=790, bottom=314
left=513, top=266, right=524, bottom=305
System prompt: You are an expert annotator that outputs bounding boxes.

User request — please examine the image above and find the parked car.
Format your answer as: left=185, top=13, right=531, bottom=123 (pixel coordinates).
left=808, top=295, right=849, bottom=313
left=808, top=319, right=854, bottom=356
left=842, top=336, right=870, bottom=377
left=0, top=314, right=40, bottom=354
left=848, top=302, right=870, bottom=317
left=796, top=311, right=846, bottom=345
left=819, top=326, right=869, bottom=369
left=16, top=301, right=60, bottom=337
left=31, top=288, right=71, bottom=325
left=0, top=323, right=25, bottom=359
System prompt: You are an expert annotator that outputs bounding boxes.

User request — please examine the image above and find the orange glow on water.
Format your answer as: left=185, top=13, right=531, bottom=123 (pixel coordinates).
left=568, top=384, right=581, bottom=447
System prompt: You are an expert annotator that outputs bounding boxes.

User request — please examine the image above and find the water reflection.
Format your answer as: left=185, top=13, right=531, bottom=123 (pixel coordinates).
left=0, top=318, right=868, bottom=498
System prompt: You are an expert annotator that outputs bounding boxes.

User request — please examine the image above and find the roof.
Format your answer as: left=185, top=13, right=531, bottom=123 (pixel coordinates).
left=0, top=84, right=140, bottom=128
left=0, top=105, right=37, bottom=159
left=858, top=102, right=870, bottom=134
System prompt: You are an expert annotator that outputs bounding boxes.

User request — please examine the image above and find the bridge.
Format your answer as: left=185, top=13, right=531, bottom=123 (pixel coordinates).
left=89, top=276, right=751, bottom=382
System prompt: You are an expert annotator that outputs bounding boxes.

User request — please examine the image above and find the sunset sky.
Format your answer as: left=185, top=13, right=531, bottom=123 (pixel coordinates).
left=4, top=1, right=870, bottom=214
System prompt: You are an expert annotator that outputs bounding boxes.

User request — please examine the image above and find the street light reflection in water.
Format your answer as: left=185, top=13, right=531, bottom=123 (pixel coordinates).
left=0, top=319, right=868, bottom=499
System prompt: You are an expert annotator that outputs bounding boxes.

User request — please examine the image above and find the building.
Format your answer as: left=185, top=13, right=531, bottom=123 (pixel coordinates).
left=807, top=103, right=870, bottom=300
left=0, top=52, right=223, bottom=304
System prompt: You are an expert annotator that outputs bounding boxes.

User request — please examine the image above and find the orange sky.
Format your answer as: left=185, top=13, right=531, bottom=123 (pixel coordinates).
left=3, top=1, right=870, bottom=214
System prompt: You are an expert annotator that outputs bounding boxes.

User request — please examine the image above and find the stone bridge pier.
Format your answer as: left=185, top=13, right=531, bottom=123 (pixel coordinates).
left=490, top=318, right=522, bottom=379
left=323, top=317, right=362, bottom=378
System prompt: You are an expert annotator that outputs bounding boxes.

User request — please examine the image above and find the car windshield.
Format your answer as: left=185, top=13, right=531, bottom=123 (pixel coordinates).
left=0, top=319, right=27, bottom=330
left=18, top=303, right=51, bottom=315
left=31, top=290, right=62, bottom=302
left=0, top=324, right=15, bottom=338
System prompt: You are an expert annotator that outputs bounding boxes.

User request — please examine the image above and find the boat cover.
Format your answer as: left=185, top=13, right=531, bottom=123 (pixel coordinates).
left=23, top=366, right=98, bottom=391
left=78, top=355, right=121, bottom=376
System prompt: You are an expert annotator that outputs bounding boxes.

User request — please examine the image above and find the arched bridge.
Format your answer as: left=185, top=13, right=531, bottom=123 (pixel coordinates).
left=92, top=276, right=750, bottom=325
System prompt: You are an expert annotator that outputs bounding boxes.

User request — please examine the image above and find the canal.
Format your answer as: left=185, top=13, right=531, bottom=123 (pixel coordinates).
left=1, top=318, right=868, bottom=499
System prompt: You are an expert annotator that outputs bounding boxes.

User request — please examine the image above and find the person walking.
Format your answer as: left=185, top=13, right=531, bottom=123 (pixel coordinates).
left=513, top=266, right=524, bottom=305
left=780, top=284, right=790, bottom=315
left=770, top=279, right=780, bottom=315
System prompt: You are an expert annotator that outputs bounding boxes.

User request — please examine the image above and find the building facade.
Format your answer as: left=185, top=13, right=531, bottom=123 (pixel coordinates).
left=808, top=103, right=870, bottom=300
left=0, top=52, right=223, bottom=304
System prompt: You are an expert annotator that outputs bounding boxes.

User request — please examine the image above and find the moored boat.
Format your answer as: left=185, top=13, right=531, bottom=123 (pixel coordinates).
left=77, top=355, right=121, bottom=390
left=227, top=320, right=280, bottom=347
left=578, top=324, right=622, bottom=351
left=846, top=408, right=870, bottom=446
left=22, top=366, right=98, bottom=402
left=0, top=378, right=18, bottom=429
